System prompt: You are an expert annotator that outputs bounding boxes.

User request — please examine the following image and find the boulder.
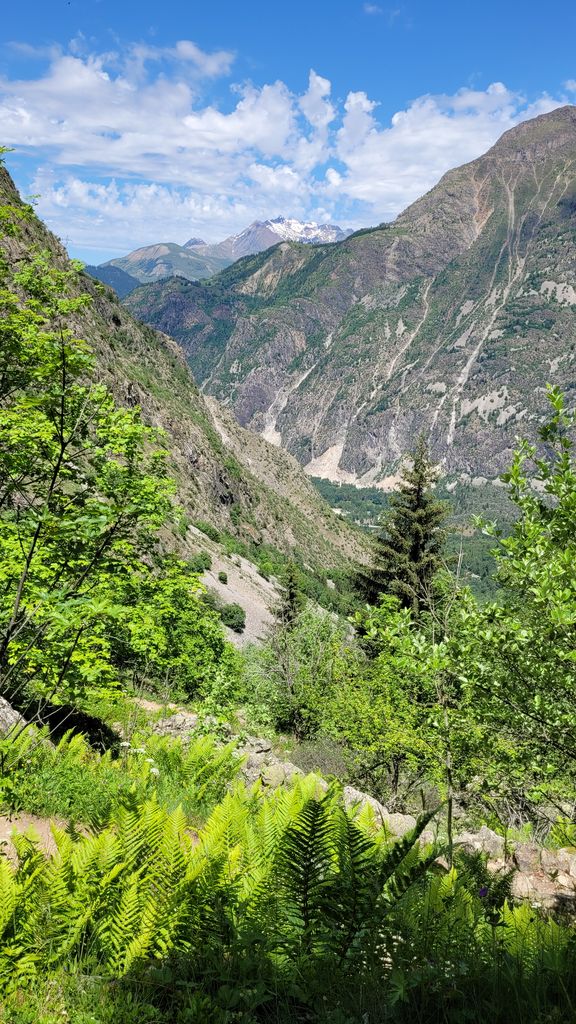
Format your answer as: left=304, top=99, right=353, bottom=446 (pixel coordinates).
left=342, top=785, right=389, bottom=823
left=261, top=760, right=303, bottom=788
left=0, top=697, right=26, bottom=737
left=513, top=844, right=542, bottom=873
left=455, top=825, right=505, bottom=858
left=382, top=812, right=418, bottom=837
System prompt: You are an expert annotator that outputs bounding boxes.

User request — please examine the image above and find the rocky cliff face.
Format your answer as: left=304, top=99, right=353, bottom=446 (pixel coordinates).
left=0, top=164, right=367, bottom=571
left=126, top=106, right=576, bottom=486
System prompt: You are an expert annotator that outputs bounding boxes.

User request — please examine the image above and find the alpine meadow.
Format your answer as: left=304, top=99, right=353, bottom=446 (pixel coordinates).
left=1, top=6, right=576, bottom=1021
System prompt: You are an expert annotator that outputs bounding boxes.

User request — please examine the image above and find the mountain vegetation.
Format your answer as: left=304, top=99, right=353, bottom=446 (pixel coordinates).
left=2, top=141, right=576, bottom=1024
left=356, top=437, right=449, bottom=611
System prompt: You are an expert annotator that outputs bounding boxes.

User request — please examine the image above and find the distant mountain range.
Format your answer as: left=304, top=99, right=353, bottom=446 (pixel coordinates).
left=89, top=217, right=351, bottom=290
left=125, top=105, right=576, bottom=488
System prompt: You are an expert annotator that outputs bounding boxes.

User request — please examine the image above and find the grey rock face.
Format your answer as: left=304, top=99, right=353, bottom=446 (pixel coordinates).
left=128, top=107, right=576, bottom=488
left=152, top=711, right=200, bottom=738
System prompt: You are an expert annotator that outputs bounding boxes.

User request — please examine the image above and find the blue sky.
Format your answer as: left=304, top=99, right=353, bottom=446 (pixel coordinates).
left=1, top=0, right=575, bottom=262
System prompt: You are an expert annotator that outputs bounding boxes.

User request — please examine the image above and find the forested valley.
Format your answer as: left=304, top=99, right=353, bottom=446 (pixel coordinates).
left=1, top=153, right=576, bottom=1024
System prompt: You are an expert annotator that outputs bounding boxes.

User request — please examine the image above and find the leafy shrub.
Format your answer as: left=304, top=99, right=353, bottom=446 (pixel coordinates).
left=240, top=606, right=360, bottom=737
left=220, top=602, right=246, bottom=633
left=195, top=520, right=221, bottom=542
left=217, top=571, right=228, bottom=584
left=188, top=551, right=212, bottom=573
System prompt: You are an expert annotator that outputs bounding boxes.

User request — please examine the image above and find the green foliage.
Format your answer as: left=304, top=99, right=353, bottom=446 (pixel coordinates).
left=275, top=560, right=305, bottom=627
left=217, top=571, right=228, bottom=584
left=195, top=520, right=221, bottom=542
left=0, top=217, right=175, bottom=718
left=1, top=779, right=575, bottom=1023
left=357, top=436, right=449, bottom=613
left=0, top=782, right=438, bottom=994
left=455, top=387, right=576, bottom=808
left=219, top=602, right=246, bottom=633
left=188, top=550, right=212, bottom=572
left=240, top=605, right=360, bottom=737
left=0, top=726, right=238, bottom=825
left=0, top=193, right=240, bottom=725
left=110, top=557, right=238, bottom=698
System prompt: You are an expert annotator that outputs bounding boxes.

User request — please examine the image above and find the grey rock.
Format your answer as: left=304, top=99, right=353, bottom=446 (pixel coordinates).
left=455, top=825, right=505, bottom=858
left=513, top=844, right=542, bottom=873
left=130, top=108, right=576, bottom=491
left=342, top=785, right=389, bottom=824
left=259, top=759, right=304, bottom=788
left=240, top=736, right=272, bottom=754
left=0, top=697, right=25, bottom=737
left=382, top=812, right=417, bottom=837
left=152, top=711, right=199, bottom=738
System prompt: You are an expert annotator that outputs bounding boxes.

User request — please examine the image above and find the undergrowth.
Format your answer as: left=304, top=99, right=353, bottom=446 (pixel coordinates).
left=0, top=775, right=575, bottom=1023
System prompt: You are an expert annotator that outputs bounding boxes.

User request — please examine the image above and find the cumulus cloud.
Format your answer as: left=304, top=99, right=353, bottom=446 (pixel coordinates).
left=0, top=40, right=570, bottom=254
left=329, top=84, right=564, bottom=217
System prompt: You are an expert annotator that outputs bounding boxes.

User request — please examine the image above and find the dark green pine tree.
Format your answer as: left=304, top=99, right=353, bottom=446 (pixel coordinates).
left=276, top=561, right=305, bottom=628
left=359, top=436, right=449, bottom=614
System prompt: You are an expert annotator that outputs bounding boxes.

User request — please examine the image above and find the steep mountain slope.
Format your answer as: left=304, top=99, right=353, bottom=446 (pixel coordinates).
left=105, top=217, right=350, bottom=284
left=126, top=106, right=576, bottom=485
left=85, top=263, right=140, bottom=297
left=0, top=162, right=368, bottom=575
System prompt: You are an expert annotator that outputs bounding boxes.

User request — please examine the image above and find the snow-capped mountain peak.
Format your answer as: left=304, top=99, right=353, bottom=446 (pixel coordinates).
left=184, top=216, right=351, bottom=261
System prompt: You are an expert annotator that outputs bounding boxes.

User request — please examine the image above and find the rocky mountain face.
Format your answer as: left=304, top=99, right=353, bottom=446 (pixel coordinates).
left=125, top=106, right=576, bottom=486
left=103, top=217, right=350, bottom=286
left=0, top=164, right=368, bottom=574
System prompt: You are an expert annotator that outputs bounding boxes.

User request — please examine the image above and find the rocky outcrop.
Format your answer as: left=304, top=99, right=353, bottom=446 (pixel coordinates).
left=455, top=827, right=576, bottom=910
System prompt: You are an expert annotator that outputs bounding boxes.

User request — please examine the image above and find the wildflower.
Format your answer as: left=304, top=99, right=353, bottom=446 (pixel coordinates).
left=119, top=741, right=130, bottom=748
left=145, top=757, right=155, bottom=764
left=131, top=747, right=146, bottom=755
left=479, top=886, right=488, bottom=898
left=149, top=767, right=160, bottom=777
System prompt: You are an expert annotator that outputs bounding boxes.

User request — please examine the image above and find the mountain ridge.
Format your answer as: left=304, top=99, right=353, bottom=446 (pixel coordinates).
left=125, top=105, right=576, bottom=487
left=102, top=216, right=350, bottom=285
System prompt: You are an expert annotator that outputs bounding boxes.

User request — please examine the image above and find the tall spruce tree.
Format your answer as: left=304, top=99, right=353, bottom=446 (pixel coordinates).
left=276, top=561, right=305, bottom=628
left=359, top=437, right=448, bottom=614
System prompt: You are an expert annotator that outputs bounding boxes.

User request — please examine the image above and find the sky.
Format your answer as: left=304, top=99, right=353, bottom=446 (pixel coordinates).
left=1, top=0, right=575, bottom=263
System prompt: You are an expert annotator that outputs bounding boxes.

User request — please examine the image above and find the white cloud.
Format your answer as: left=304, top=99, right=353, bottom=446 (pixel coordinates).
left=363, top=4, right=383, bottom=14
left=329, top=84, right=565, bottom=217
left=565, top=79, right=576, bottom=93
left=0, top=41, right=571, bottom=254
